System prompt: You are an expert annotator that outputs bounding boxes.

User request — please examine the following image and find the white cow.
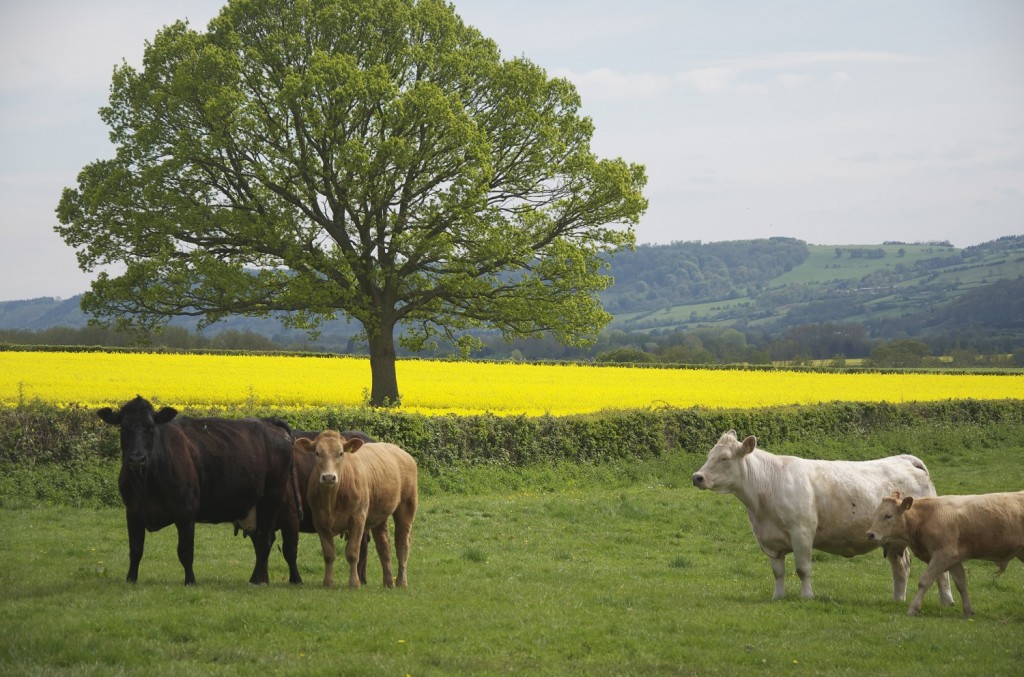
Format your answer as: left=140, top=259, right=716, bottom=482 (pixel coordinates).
left=691, top=430, right=954, bottom=603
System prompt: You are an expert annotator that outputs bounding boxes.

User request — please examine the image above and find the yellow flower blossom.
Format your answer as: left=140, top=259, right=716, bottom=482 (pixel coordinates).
left=1, top=350, right=1020, bottom=416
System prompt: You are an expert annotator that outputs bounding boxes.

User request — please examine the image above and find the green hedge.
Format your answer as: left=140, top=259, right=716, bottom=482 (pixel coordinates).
left=4, top=398, right=1024, bottom=471
left=3, top=399, right=1023, bottom=508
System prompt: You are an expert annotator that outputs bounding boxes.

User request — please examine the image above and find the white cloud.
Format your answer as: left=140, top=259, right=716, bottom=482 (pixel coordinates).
left=677, top=67, right=750, bottom=93
left=551, top=67, right=673, bottom=101
left=554, top=51, right=919, bottom=100
left=731, top=51, right=920, bottom=70
left=777, top=73, right=815, bottom=91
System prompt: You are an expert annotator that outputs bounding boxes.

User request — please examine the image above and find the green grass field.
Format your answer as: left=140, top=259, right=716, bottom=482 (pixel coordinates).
left=767, top=244, right=954, bottom=287
left=2, top=424, right=1022, bottom=675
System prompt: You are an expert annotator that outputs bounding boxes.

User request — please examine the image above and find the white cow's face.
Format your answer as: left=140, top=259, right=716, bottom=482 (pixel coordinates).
left=691, top=430, right=757, bottom=492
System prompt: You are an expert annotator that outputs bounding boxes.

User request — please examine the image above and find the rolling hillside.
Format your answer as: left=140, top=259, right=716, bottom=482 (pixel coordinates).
left=2, top=235, right=1023, bottom=352
left=607, top=236, right=1024, bottom=338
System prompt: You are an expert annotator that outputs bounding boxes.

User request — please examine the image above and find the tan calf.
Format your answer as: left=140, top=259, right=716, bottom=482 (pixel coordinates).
left=295, top=431, right=418, bottom=589
left=867, top=491, right=1024, bottom=617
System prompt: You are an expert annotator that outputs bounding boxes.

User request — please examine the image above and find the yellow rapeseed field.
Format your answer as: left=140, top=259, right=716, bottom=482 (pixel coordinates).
left=1, top=350, right=1021, bottom=416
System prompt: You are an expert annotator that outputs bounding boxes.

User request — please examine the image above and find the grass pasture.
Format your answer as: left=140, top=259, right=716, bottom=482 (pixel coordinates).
left=2, top=424, right=1023, bottom=675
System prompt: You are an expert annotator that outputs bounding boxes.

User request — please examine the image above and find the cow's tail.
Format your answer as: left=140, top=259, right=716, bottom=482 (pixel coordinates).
left=289, top=456, right=303, bottom=523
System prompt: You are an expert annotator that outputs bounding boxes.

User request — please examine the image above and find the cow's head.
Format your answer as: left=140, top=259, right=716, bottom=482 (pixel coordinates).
left=98, top=396, right=177, bottom=468
left=866, top=492, right=914, bottom=544
left=691, top=430, right=757, bottom=492
left=295, top=430, right=364, bottom=485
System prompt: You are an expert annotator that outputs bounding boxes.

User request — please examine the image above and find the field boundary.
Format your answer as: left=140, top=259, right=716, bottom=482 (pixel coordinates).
left=4, top=398, right=1022, bottom=472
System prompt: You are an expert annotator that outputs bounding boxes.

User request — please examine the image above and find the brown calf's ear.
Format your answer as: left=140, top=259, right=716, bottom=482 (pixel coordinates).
left=295, top=438, right=316, bottom=453
left=344, top=437, right=365, bottom=453
left=900, top=496, right=915, bottom=511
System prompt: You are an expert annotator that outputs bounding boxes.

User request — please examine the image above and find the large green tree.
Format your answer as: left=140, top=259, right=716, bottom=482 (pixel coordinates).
left=56, top=0, right=647, bottom=406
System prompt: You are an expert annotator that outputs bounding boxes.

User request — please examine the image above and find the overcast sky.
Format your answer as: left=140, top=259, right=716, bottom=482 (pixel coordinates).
left=1, top=1, right=1022, bottom=301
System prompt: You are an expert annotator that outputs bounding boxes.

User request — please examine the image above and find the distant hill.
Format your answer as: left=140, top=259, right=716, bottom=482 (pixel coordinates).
left=0, top=296, right=89, bottom=331
left=599, top=236, right=810, bottom=314
left=606, top=235, right=1024, bottom=340
left=2, top=235, right=1023, bottom=353
left=0, top=295, right=359, bottom=348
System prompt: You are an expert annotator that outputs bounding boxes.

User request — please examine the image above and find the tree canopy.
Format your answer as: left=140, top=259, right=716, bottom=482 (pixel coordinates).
left=56, top=0, right=647, bottom=405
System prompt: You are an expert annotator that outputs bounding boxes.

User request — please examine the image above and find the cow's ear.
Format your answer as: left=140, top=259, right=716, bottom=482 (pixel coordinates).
left=900, top=496, right=915, bottom=511
left=97, top=407, right=122, bottom=425
left=344, top=437, right=364, bottom=453
left=294, top=438, right=316, bottom=454
left=154, top=407, right=178, bottom=425
left=739, top=436, right=757, bottom=456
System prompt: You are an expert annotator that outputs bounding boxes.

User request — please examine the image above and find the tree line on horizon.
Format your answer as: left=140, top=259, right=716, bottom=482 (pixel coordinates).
left=3, top=236, right=1024, bottom=368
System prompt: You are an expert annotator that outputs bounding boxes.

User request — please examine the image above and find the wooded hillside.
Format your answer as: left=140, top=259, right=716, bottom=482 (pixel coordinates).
left=3, top=235, right=1023, bottom=362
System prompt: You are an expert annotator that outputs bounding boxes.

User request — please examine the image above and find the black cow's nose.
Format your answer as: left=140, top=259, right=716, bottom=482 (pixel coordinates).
left=127, top=454, right=147, bottom=468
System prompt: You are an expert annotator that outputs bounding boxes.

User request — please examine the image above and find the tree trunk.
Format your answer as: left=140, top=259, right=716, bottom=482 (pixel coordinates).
left=367, top=321, right=400, bottom=407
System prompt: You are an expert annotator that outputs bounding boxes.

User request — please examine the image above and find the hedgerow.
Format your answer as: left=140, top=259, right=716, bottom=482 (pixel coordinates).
left=3, top=398, right=1023, bottom=473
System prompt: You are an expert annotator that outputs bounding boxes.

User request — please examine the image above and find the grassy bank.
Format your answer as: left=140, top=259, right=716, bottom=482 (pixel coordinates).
left=1, top=422, right=1022, bottom=675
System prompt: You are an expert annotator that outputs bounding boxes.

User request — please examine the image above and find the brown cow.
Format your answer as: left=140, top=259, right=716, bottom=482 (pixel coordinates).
left=295, top=430, right=418, bottom=589
left=867, top=491, right=1024, bottom=617
left=274, top=430, right=375, bottom=585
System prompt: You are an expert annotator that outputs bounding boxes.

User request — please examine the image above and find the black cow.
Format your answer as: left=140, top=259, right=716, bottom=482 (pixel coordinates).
left=98, top=396, right=297, bottom=586
left=277, top=430, right=375, bottom=585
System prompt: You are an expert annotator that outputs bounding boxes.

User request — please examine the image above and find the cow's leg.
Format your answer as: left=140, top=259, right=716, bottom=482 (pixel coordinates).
left=948, top=562, right=973, bottom=618
left=125, top=509, right=145, bottom=584
left=371, top=523, right=394, bottom=588
left=769, top=554, right=787, bottom=599
left=394, top=508, right=414, bottom=589
left=793, top=545, right=814, bottom=599
left=935, top=570, right=955, bottom=606
left=281, top=522, right=302, bottom=585
left=907, top=554, right=955, bottom=616
left=318, top=531, right=337, bottom=588
left=175, top=521, right=197, bottom=586
left=249, top=488, right=286, bottom=586
left=345, top=522, right=366, bottom=589
left=246, top=529, right=273, bottom=586
left=885, top=544, right=911, bottom=601
left=357, top=532, right=369, bottom=585
left=245, top=515, right=276, bottom=586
